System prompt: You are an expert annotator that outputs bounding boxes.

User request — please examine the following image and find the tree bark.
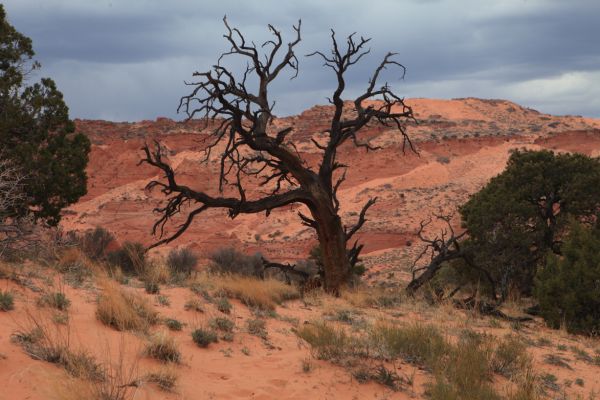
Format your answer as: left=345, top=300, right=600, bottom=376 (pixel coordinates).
left=315, top=210, right=350, bottom=295
left=306, top=184, right=350, bottom=295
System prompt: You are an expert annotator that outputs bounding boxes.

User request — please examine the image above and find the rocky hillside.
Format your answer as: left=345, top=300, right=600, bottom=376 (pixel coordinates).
left=62, top=98, right=600, bottom=284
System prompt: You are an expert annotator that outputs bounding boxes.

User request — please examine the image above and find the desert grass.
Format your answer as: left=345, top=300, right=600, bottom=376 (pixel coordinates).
left=144, top=365, right=178, bottom=392
left=210, top=316, right=235, bottom=333
left=200, top=273, right=300, bottom=310
left=38, top=292, right=71, bottom=310
left=144, top=331, right=181, bottom=363
left=164, top=318, right=184, bottom=331
left=0, top=289, right=14, bottom=311
left=191, top=327, right=218, bottom=348
left=296, top=321, right=363, bottom=362
left=50, top=344, right=141, bottom=400
left=340, top=286, right=403, bottom=309
left=297, top=319, right=538, bottom=399
left=247, top=318, right=268, bottom=339
left=143, top=260, right=171, bottom=285
left=12, top=310, right=104, bottom=381
left=96, top=280, right=158, bottom=332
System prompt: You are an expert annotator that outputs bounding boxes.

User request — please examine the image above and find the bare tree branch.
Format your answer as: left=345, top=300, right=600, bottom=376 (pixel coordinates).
left=142, top=18, right=415, bottom=292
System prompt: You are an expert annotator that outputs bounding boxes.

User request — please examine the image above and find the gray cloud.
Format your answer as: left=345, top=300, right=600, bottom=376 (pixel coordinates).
left=3, top=0, right=599, bottom=120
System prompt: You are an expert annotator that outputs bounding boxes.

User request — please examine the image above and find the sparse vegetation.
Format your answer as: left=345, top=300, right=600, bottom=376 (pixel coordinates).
left=144, top=280, right=160, bottom=294
left=145, top=367, right=178, bottom=392
left=210, top=317, right=234, bottom=333
left=144, top=331, right=181, bottom=363
left=297, top=320, right=536, bottom=398
left=11, top=316, right=104, bottom=382
left=96, top=280, right=158, bottom=332
left=209, top=247, right=264, bottom=277
left=216, top=296, right=232, bottom=314
left=0, top=290, right=14, bottom=311
left=296, top=321, right=358, bottom=361
left=247, top=318, right=266, bottom=339
left=164, top=318, right=183, bottom=331
left=107, top=242, right=147, bottom=276
left=166, top=247, right=198, bottom=278
left=38, top=292, right=71, bottom=311
left=79, top=227, right=114, bottom=261
left=184, top=298, right=204, bottom=312
left=191, top=328, right=218, bottom=348
left=213, top=274, right=299, bottom=310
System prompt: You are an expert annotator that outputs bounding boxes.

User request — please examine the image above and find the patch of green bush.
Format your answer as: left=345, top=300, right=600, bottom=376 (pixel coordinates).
left=535, top=222, right=600, bottom=335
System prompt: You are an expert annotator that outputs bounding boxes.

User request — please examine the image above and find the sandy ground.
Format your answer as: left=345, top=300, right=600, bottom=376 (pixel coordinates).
left=2, top=98, right=600, bottom=399
left=1, top=265, right=600, bottom=400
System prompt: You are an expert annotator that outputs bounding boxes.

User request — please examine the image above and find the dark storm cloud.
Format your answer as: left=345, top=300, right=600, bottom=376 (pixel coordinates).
left=2, top=0, right=599, bottom=120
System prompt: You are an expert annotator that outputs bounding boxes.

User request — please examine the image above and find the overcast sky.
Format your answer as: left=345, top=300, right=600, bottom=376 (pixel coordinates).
left=3, top=0, right=599, bottom=121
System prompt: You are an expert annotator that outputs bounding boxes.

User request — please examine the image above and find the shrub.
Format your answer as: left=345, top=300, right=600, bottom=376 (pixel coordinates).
left=490, top=335, right=530, bottom=377
left=144, top=332, right=181, bottom=363
left=80, top=226, right=114, bottom=260
left=296, top=321, right=359, bottom=361
left=214, top=275, right=299, bottom=310
left=144, top=281, right=160, bottom=294
left=369, top=322, right=449, bottom=366
left=535, top=222, right=600, bottom=334
left=191, top=328, right=218, bottom=348
left=210, top=317, right=234, bottom=333
left=209, top=247, right=263, bottom=277
left=38, top=292, right=71, bottom=311
left=107, top=242, right=147, bottom=275
left=184, top=298, right=204, bottom=312
left=216, top=297, right=232, bottom=314
left=247, top=318, right=267, bottom=339
left=166, top=247, right=198, bottom=277
left=164, top=318, right=183, bottom=331
left=426, top=331, right=500, bottom=400
left=0, top=290, right=14, bottom=311
left=96, top=280, right=158, bottom=332
left=145, top=366, right=178, bottom=391
left=11, top=318, right=104, bottom=381
left=56, top=248, right=94, bottom=286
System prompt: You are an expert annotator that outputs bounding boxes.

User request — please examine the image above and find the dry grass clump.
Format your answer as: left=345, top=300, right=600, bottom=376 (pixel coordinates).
left=210, top=317, right=235, bottom=333
left=0, top=289, right=14, bottom=311
left=96, top=280, right=158, bottom=332
left=55, top=248, right=97, bottom=286
left=144, top=331, right=181, bottom=363
left=166, top=247, right=198, bottom=279
left=369, top=322, right=449, bottom=366
left=490, top=334, right=531, bottom=378
left=144, top=366, right=178, bottom=392
left=164, top=318, right=183, bottom=331
left=247, top=318, right=268, bottom=339
left=341, top=286, right=403, bottom=308
left=191, top=327, right=218, bottom=348
left=296, top=321, right=362, bottom=361
left=12, top=314, right=104, bottom=382
left=184, top=297, right=204, bottom=312
left=210, top=274, right=299, bottom=310
left=51, top=350, right=140, bottom=400
left=38, top=292, right=71, bottom=311
left=297, top=320, right=538, bottom=399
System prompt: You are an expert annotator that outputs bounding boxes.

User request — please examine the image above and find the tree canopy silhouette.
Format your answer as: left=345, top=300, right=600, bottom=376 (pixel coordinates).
left=0, top=5, right=90, bottom=226
left=142, top=18, right=415, bottom=293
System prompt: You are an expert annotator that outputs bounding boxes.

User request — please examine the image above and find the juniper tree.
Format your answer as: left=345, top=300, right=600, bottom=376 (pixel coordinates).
left=0, top=5, right=90, bottom=226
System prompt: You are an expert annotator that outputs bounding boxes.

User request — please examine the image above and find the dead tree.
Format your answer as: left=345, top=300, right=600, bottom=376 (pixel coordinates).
left=406, top=213, right=498, bottom=301
left=0, top=155, right=31, bottom=257
left=141, top=18, right=415, bottom=294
